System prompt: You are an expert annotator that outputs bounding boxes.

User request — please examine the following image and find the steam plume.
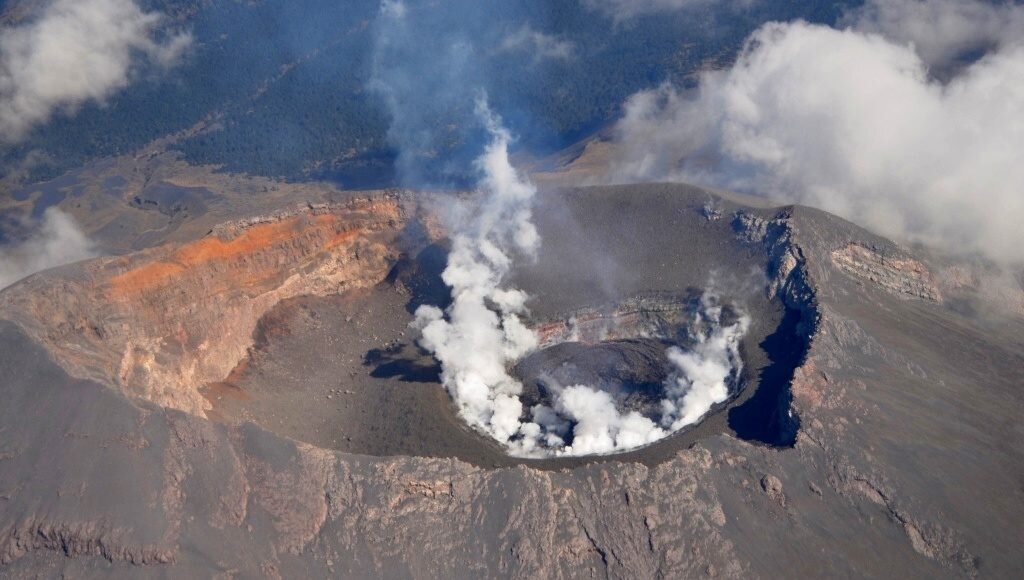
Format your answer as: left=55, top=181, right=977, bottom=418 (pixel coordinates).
left=660, top=294, right=750, bottom=429
left=412, top=99, right=540, bottom=446
left=0, top=208, right=96, bottom=290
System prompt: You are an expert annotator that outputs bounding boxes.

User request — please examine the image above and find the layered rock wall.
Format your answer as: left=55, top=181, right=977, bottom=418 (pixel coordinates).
left=0, top=193, right=416, bottom=415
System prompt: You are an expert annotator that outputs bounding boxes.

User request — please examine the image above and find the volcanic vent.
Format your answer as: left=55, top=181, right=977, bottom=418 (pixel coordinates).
left=510, top=292, right=750, bottom=456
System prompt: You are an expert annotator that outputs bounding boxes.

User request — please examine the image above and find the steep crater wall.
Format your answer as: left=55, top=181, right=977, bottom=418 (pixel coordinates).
left=0, top=193, right=419, bottom=415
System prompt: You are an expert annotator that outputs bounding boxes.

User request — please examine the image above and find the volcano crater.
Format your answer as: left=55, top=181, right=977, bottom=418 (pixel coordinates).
left=200, top=187, right=809, bottom=466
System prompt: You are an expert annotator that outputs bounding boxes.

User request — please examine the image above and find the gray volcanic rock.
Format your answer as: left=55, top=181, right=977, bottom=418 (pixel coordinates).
left=514, top=338, right=675, bottom=419
left=0, top=183, right=1022, bottom=578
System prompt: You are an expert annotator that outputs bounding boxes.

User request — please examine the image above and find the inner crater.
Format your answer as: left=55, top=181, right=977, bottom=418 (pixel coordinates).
left=517, top=294, right=748, bottom=426
left=501, top=293, right=750, bottom=457
left=516, top=338, right=674, bottom=421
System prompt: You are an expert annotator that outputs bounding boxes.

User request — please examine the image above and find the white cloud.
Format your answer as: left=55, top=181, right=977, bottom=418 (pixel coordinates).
left=847, top=0, right=1024, bottom=70
left=584, top=0, right=715, bottom=21
left=606, top=15, right=1024, bottom=263
left=499, top=24, right=575, bottom=61
left=0, top=208, right=97, bottom=290
left=0, top=0, right=192, bottom=141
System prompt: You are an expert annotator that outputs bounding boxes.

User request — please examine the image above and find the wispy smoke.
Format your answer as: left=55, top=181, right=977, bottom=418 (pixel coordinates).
left=499, top=25, right=575, bottom=61
left=0, top=208, right=97, bottom=290
left=606, top=1, right=1024, bottom=263
left=584, top=0, right=715, bottom=22
left=371, top=0, right=492, bottom=187
left=0, top=0, right=191, bottom=141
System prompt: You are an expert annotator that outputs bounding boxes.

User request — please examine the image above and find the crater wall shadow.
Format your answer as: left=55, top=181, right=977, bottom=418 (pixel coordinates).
left=728, top=306, right=804, bottom=447
left=386, top=239, right=451, bottom=315
left=364, top=342, right=441, bottom=383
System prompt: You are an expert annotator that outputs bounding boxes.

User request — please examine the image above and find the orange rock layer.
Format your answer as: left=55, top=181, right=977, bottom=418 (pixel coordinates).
left=107, top=214, right=366, bottom=298
left=3, top=195, right=417, bottom=415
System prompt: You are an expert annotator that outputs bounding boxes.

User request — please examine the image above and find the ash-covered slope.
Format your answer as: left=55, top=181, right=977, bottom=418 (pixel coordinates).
left=0, top=183, right=1022, bottom=578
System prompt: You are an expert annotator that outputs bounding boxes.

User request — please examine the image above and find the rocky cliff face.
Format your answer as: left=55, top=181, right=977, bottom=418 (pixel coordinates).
left=0, top=193, right=417, bottom=415
left=533, top=293, right=695, bottom=348
left=831, top=243, right=942, bottom=302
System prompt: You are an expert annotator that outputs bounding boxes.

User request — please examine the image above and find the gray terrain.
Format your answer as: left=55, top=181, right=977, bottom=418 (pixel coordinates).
left=0, top=182, right=1022, bottom=578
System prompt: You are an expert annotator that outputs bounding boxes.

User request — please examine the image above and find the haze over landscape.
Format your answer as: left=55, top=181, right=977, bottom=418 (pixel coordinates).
left=0, top=0, right=1022, bottom=577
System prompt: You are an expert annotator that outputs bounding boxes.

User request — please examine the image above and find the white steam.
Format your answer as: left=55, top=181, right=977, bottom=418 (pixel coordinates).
left=660, top=296, right=750, bottom=429
left=529, top=293, right=749, bottom=456
left=550, top=386, right=665, bottom=456
left=0, top=0, right=192, bottom=141
left=412, top=99, right=541, bottom=446
left=605, top=2, right=1024, bottom=263
left=0, top=208, right=97, bottom=290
